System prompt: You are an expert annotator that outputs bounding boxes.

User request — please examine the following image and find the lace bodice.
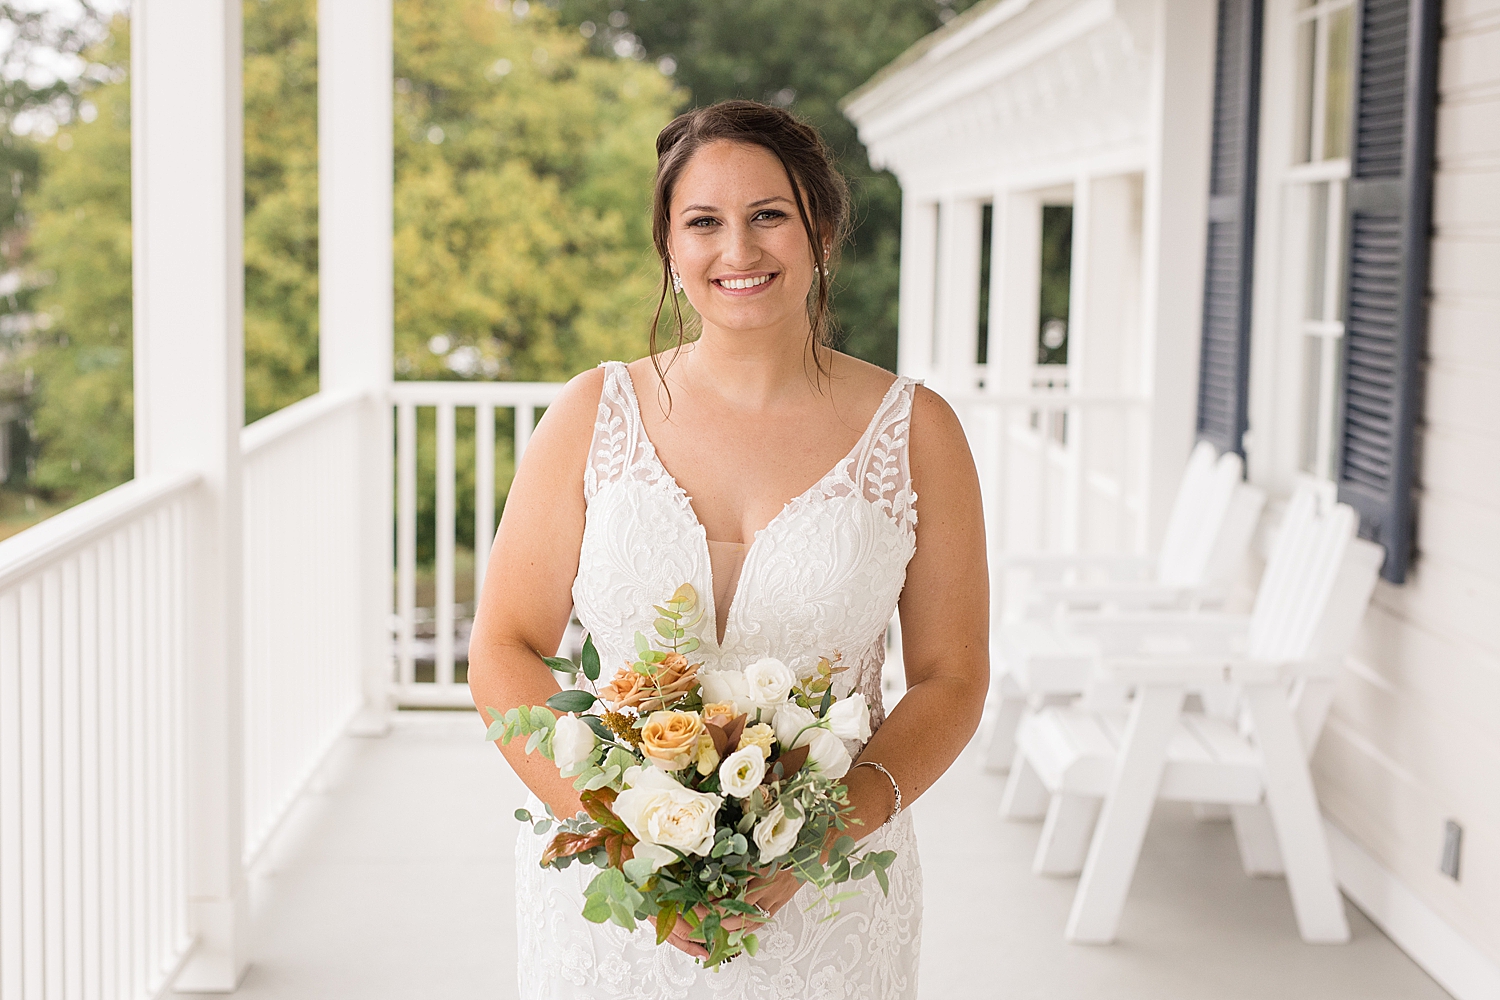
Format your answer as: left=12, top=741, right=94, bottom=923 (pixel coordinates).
left=572, top=360, right=920, bottom=731
left=513, top=360, right=925, bottom=1000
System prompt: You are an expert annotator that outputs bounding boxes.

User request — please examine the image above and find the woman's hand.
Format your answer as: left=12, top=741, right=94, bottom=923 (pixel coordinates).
left=650, top=866, right=803, bottom=960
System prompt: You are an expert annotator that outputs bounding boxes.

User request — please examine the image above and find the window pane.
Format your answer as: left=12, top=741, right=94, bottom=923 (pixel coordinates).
left=1294, top=20, right=1317, bottom=164
left=1305, top=182, right=1330, bottom=321
left=1323, top=6, right=1354, bottom=160
left=977, top=203, right=993, bottom=365
left=1037, top=205, right=1072, bottom=366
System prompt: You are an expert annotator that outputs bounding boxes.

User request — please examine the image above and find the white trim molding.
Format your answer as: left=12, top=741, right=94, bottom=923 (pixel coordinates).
left=1327, top=818, right=1500, bottom=1000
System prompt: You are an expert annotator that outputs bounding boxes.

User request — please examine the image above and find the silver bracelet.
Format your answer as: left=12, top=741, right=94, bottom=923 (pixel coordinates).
left=852, top=760, right=902, bottom=830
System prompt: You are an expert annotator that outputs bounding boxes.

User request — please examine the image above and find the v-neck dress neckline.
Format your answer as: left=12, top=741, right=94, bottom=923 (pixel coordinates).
left=613, top=362, right=905, bottom=650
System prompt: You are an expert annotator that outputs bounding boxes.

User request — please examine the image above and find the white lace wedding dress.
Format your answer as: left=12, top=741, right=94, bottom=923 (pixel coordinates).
left=515, top=360, right=924, bottom=999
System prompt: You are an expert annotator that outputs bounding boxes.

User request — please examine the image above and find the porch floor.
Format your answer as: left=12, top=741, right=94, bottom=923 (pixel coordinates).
left=180, top=712, right=1452, bottom=1000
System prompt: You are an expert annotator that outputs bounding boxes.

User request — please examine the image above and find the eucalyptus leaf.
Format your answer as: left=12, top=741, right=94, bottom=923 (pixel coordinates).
left=542, top=655, right=577, bottom=675
left=654, top=619, right=676, bottom=641
left=623, top=857, right=656, bottom=885
left=634, top=631, right=650, bottom=655
left=581, top=634, right=601, bottom=682
left=514, top=808, right=532, bottom=823
left=546, top=689, right=598, bottom=713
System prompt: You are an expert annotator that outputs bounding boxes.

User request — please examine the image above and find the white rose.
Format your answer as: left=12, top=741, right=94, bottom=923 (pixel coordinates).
left=552, top=714, right=597, bottom=770
left=752, top=800, right=805, bottom=864
left=802, top=727, right=852, bottom=779
left=825, top=693, right=872, bottom=742
left=698, top=670, right=750, bottom=713
left=717, top=746, right=767, bottom=798
left=772, top=703, right=818, bottom=749
left=613, top=766, right=723, bottom=857
left=744, top=657, right=796, bottom=706
left=629, top=840, right=677, bottom=874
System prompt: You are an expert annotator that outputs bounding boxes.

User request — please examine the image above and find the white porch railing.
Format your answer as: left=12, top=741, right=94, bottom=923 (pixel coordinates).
left=390, top=381, right=564, bottom=708
left=947, top=390, right=1152, bottom=559
left=240, top=389, right=370, bottom=861
left=0, top=472, right=198, bottom=1000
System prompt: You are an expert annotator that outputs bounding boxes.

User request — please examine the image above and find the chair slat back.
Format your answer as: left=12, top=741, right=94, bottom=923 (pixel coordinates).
left=1154, top=441, right=1219, bottom=583
left=1247, top=489, right=1357, bottom=661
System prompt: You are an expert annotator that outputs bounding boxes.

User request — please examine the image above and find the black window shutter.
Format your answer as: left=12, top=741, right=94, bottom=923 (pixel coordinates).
left=1336, top=0, right=1440, bottom=583
left=1196, top=0, right=1264, bottom=457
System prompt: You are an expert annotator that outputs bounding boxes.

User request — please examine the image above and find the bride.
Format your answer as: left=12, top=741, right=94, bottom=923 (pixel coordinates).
left=468, top=100, right=988, bottom=999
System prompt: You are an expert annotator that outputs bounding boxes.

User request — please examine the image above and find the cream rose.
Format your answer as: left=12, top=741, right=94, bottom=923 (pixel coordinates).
left=717, top=745, right=767, bottom=798
left=694, top=733, right=721, bottom=776
left=752, top=800, right=805, bottom=864
left=825, top=693, right=872, bottom=742
left=698, top=670, right=750, bottom=713
left=737, top=723, right=776, bottom=759
left=613, top=766, right=722, bottom=857
left=552, top=714, right=597, bottom=771
left=744, top=657, right=796, bottom=706
left=639, top=710, right=704, bottom=771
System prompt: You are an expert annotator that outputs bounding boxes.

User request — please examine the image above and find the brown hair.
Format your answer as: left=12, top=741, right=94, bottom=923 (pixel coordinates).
left=649, top=100, right=850, bottom=386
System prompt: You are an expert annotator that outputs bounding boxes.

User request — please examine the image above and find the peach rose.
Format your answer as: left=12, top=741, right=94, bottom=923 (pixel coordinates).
left=639, top=710, right=705, bottom=771
left=599, top=654, right=699, bottom=713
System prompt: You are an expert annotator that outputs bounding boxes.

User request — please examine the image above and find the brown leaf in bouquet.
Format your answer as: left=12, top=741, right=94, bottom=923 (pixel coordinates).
left=764, top=744, right=810, bottom=784
left=541, top=828, right=607, bottom=866
left=703, top=712, right=748, bottom=758
left=599, top=652, right=699, bottom=713
left=580, top=787, right=629, bottom=833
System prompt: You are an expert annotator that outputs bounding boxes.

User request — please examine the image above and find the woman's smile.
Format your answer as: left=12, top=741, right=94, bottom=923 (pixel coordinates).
left=712, top=271, right=779, bottom=295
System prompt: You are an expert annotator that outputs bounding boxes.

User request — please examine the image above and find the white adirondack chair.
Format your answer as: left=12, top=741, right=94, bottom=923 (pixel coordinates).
left=982, top=442, right=1266, bottom=770
left=1004, top=489, right=1384, bottom=944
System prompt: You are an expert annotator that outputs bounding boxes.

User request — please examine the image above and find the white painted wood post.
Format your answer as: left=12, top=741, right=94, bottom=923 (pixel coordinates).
left=131, top=0, right=248, bottom=989
left=936, top=198, right=983, bottom=392
left=319, top=0, right=395, bottom=734
left=1139, top=0, right=1216, bottom=546
left=895, top=197, right=938, bottom=381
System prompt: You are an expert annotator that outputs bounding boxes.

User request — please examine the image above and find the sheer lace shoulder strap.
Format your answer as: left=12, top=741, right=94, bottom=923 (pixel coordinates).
left=583, top=361, right=662, bottom=501
left=853, top=376, right=921, bottom=534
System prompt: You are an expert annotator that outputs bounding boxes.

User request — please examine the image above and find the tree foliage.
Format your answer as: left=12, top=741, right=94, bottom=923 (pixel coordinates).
left=5, top=0, right=681, bottom=507
left=552, top=0, right=981, bottom=370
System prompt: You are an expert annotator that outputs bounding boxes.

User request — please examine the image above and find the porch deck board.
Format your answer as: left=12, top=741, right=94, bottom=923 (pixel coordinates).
left=178, top=712, right=1451, bottom=999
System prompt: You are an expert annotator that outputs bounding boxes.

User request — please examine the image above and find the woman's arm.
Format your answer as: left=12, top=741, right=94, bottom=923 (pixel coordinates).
left=843, top=385, right=990, bottom=838
left=466, top=367, right=605, bottom=822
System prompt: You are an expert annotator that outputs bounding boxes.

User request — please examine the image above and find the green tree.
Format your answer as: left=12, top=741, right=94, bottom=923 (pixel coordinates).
left=22, top=20, right=133, bottom=499
left=552, top=0, right=981, bottom=370
left=392, top=0, right=680, bottom=382
left=9, top=0, right=680, bottom=511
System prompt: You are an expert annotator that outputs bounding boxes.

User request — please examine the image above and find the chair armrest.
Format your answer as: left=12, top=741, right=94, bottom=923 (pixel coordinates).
left=1097, top=654, right=1337, bottom=686
left=1058, top=611, right=1250, bottom=657
left=1027, top=580, right=1224, bottom=612
left=995, top=552, right=1155, bottom=585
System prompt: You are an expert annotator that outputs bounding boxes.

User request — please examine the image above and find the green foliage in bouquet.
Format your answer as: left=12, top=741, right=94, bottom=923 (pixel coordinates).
left=485, top=583, right=897, bottom=967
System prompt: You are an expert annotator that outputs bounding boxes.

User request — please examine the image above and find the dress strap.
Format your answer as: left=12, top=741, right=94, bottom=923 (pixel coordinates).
left=583, top=361, right=648, bottom=501
left=853, top=376, right=921, bottom=534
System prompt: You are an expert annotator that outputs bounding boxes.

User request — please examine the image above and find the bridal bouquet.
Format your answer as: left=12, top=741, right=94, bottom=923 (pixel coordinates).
left=486, top=584, right=896, bottom=968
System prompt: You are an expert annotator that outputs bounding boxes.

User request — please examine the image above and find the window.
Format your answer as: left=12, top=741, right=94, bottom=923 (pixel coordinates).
left=976, top=203, right=994, bottom=365
left=1038, top=204, right=1072, bottom=369
left=1287, top=0, right=1354, bottom=480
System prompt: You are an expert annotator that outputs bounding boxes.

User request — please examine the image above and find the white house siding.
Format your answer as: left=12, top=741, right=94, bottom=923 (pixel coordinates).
left=1311, top=0, right=1500, bottom=969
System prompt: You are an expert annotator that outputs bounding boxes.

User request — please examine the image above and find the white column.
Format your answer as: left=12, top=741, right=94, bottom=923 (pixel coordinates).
left=896, top=196, right=938, bottom=380
left=131, top=0, right=248, bottom=990
left=1138, top=0, right=1217, bottom=545
left=991, top=190, right=1042, bottom=394
left=319, top=0, right=395, bottom=732
left=935, top=198, right=984, bottom=392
